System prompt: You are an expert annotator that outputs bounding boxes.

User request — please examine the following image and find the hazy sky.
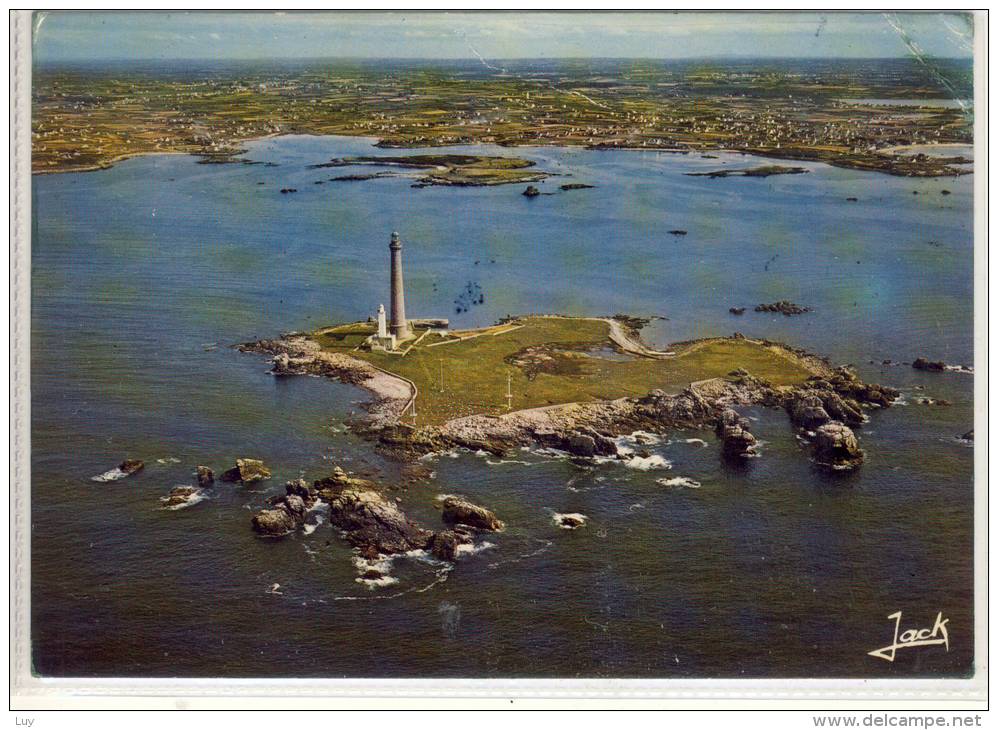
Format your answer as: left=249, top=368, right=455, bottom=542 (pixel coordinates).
left=33, top=11, right=975, bottom=63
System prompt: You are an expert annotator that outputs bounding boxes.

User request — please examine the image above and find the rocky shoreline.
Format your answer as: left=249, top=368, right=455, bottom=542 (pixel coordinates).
left=251, top=466, right=503, bottom=568
left=240, top=330, right=898, bottom=471
left=238, top=334, right=414, bottom=427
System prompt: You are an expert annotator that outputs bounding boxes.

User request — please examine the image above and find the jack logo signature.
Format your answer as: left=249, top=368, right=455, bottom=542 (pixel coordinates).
left=868, top=611, right=950, bottom=662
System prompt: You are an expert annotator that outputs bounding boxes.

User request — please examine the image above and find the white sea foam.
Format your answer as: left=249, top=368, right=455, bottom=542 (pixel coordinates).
left=91, top=467, right=128, bottom=483
left=352, top=554, right=394, bottom=574
left=657, top=476, right=702, bottom=489
left=529, top=447, right=572, bottom=459
left=356, top=574, right=400, bottom=589
left=418, top=449, right=460, bottom=462
left=160, top=490, right=209, bottom=510
left=302, top=514, right=325, bottom=535
left=616, top=431, right=662, bottom=446
left=156, top=457, right=181, bottom=464
left=621, top=454, right=672, bottom=470
left=553, top=512, right=588, bottom=529
left=484, top=458, right=533, bottom=466
left=455, top=540, right=496, bottom=557
left=682, top=438, right=708, bottom=447
left=945, top=364, right=974, bottom=374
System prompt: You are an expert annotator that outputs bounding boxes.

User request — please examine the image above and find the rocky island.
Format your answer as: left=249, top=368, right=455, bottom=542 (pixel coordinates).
left=308, top=153, right=548, bottom=187
left=240, top=315, right=896, bottom=471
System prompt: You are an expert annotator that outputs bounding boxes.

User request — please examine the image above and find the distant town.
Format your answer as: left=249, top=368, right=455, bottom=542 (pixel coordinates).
left=32, top=58, right=973, bottom=176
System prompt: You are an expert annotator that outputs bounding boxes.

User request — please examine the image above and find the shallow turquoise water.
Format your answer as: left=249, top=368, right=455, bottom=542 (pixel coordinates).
left=31, top=135, right=974, bottom=677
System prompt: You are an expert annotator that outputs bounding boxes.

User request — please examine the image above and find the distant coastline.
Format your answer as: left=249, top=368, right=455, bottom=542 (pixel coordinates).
left=31, top=132, right=975, bottom=178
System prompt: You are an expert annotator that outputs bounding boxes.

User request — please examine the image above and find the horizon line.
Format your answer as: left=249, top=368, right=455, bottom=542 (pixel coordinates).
left=35, top=54, right=974, bottom=65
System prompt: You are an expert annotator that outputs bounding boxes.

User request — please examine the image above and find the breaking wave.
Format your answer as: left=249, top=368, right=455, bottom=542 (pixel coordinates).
left=657, top=476, right=702, bottom=489
left=553, top=512, right=588, bottom=529
left=159, top=488, right=209, bottom=510
left=91, top=467, right=129, bottom=483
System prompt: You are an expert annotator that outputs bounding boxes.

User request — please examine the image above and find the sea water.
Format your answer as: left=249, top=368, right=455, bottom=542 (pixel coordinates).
left=31, top=135, right=974, bottom=677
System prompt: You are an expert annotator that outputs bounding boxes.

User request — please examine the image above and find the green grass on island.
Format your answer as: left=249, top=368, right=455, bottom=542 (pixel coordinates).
left=312, top=316, right=822, bottom=426
left=318, top=154, right=548, bottom=187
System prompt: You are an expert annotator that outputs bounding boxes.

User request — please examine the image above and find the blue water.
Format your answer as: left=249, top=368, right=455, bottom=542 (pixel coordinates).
left=31, top=135, right=974, bottom=677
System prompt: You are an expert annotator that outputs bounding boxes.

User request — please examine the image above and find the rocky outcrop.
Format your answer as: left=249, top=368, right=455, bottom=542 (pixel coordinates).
left=120, top=459, right=145, bottom=476
left=531, top=427, right=617, bottom=458
left=327, top=487, right=433, bottom=559
left=812, top=422, right=864, bottom=469
left=785, top=389, right=864, bottom=430
left=196, top=465, right=214, bottom=488
left=426, top=529, right=473, bottom=561
left=251, top=479, right=320, bottom=535
left=313, top=465, right=382, bottom=498
left=283, top=477, right=318, bottom=505
left=729, top=307, right=746, bottom=315
left=755, top=301, right=811, bottom=316
left=797, top=367, right=899, bottom=411
left=240, top=335, right=413, bottom=427
left=786, top=392, right=832, bottom=430
left=252, top=494, right=307, bottom=536
left=912, top=357, right=946, bottom=372
left=715, top=408, right=758, bottom=460
left=441, top=497, right=504, bottom=531
left=522, top=185, right=540, bottom=197
left=160, top=486, right=203, bottom=508
left=553, top=513, right=588, bottom=529
left=92, top=458, right=145, bottom=483
left=221, top=458, right=271, bottom=484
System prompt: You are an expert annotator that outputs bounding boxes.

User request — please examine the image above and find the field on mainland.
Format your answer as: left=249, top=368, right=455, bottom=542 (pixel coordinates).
left=313, top=316, right=820, bottom=426
left=33, top=60, right=973, bottom=177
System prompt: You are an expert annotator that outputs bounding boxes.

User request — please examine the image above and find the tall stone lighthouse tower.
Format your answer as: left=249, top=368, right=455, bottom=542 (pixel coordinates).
left=388, top=231, right=410, bottom=340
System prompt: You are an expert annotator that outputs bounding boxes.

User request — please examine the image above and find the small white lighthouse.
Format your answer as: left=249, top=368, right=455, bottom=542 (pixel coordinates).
left=377, top=303, right=388, bottom=339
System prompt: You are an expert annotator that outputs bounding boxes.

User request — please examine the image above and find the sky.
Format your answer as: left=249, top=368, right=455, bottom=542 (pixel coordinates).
left=32, top=11, right=975, bottom=63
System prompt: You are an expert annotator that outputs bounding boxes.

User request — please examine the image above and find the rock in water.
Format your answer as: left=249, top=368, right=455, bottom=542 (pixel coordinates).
left=960, top=430, right=974, bottom=442
left=786, top=392, right=832, bottom=430
left=813, top=422, right=864, bottom=469
left=196, top=465, right=214, bottom=488
left=160, top=486, right=202, bottom=508
left=119, top=459, right=145, bottom=476
left=715, top=408, right=758, bottom=460
left=251, top=479, right=321, bottom=535
left=522, top=185, right=540, bottom=197
left=912, top=357, right=947, bottom=372
left=531, top=427, right=617, bottom=458
left=221, top=458, right=271, bottom=484
left=441, top=497, right=505, bottom=531
left=282, top=477, right=317, bottom=506
left=554, top=513, right=588, bottom=529
left=327, top=488, right=433, bottom=557
left=754, top=300, right=811, bottom=316
left=729, top=307, right=746, bottom=315
left=426, top=530, right=473, bottom=561
left=92, top=459, right=145, bottom=482
left=251, top=494, right=307, bottom=536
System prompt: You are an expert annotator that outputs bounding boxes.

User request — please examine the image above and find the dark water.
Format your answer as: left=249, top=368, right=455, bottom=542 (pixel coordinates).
left=31, top=135, right=974, bottom=678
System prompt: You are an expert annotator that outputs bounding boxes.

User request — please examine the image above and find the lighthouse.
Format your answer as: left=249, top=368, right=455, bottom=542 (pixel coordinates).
left=389, top=231, right=410, bottom=340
